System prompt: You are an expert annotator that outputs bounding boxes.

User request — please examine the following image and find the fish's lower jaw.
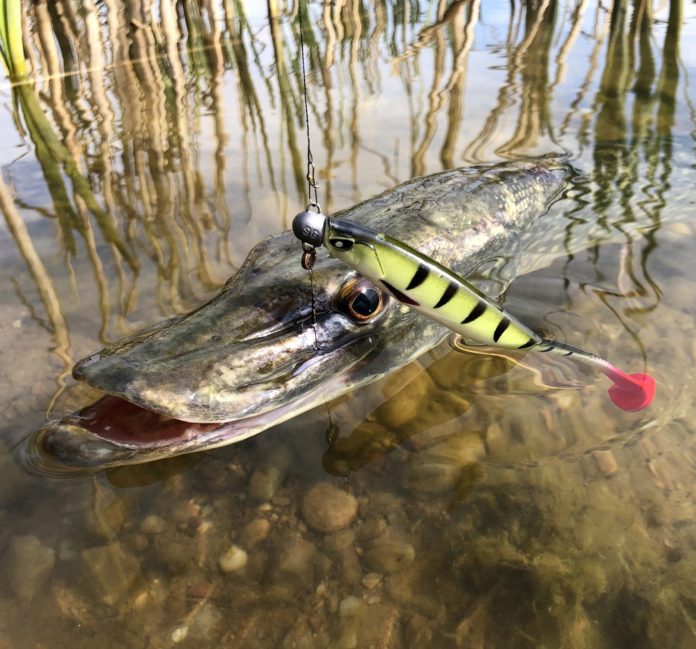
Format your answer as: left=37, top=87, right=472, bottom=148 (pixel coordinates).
left=23, top=422, right=141, bottom=475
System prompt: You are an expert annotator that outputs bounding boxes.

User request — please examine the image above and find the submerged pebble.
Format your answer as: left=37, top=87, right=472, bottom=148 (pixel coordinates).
left=385, top=564, right=440, bottom=616
left=248, top=445, right=293, bottom=502
left=364, top=538, right=415, bottom=574
left=406, top=614, right=435, bottom=648
left=362, top=572, right=383, bottom=589
left=356, top=517, right=388, bottom=542
left=402, top=434, right=485, bottom=494
left=335, top=597, right=401, bottom=649
left=219, top=545, right=248, bottom=573
left=375, top=372, right=434, bottom=429
left=281, top=618, right=319, bottom=649
left=171, top=626, right=188, bottom=643
left=140, top=514, right=166, bottom=535
left=52, top=583, right=96, bottom=627
left=267, top=534, right=317, bottom=600
left=592, top=450, right=619, bottom=478
left=302, top=482, right=358, bottom=533
left=81, top=542, right=140, bottom=605
left=324, top=530, right=362, bottom=585
left=185, top=601, right=224, bottom=641
left=154, top=531, right=196, bottom=574
left=240, top=518, right=271, bottom=548
left=7, top=535, right=55, bottom=602
left=402, top=459, right=464, bottom=494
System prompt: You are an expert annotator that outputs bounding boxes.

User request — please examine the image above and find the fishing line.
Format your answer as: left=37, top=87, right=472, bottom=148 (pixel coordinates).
left=298, top=6, right=319, bottom=211
left=298, top=1, right=320, bottom=352
left=297, top=4, right=339, bottom=442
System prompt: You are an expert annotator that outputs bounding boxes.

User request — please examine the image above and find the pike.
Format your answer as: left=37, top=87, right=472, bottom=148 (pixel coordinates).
left=293, top=212, right=655, bottom=413
left=25, top=159, right=649, bottom=472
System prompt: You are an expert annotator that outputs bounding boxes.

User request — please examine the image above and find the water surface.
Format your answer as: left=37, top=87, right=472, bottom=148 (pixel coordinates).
left=1, top=1, right=696, bottom=647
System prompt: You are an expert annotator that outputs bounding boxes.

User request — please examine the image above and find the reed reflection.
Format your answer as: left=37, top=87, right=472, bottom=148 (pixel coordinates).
left=588, top=0, right=683, bottom=331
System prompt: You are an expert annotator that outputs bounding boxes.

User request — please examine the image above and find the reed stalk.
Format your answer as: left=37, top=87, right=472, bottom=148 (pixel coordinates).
left=0, top=0, right=28, bottom=79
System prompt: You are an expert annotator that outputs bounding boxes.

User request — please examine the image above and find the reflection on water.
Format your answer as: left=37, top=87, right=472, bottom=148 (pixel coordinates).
left=1, top=0, right=696, bottom=646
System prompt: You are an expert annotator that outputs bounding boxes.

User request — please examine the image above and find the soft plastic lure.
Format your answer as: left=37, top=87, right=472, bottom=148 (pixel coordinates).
left=293, top=210, right=655, bottom=411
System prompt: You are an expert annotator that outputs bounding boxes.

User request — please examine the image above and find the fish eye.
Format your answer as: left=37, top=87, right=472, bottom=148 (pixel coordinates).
left=329, top=238, right=354, bottom=251
left=337, top=279, right=384, bottom=323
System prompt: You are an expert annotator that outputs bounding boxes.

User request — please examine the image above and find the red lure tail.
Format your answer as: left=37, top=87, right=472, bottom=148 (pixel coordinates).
left=539, top=339, right=655, bottom=411
left=601, top=366, right=656, bottom=412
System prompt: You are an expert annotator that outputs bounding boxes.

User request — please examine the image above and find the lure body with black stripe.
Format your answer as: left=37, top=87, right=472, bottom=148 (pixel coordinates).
left=324, top=218, right=542, bottom=350
left=317, top=218, right=655, bottom=411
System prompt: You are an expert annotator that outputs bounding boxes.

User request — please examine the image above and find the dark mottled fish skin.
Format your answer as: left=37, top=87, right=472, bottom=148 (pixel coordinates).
left=29, top=159, right=570, bottom=469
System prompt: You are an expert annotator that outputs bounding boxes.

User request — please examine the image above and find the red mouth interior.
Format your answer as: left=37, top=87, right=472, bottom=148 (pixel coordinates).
left=76, top=395, right=220, bottom=445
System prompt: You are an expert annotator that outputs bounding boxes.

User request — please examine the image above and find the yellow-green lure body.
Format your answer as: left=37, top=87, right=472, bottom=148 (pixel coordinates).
left=324, top=218, right=542, bottom=350
left=291, top=209, right=655, bottom=412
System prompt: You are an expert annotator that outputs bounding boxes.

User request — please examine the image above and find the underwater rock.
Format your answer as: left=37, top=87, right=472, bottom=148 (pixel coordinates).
left=323, top=530, right=362, bottom=585
left=282, top=618, right=319, bottom=649
left=248, top=445, right=293, bottom=502
left=170, top=626, right=188, bottom=643
left=362, top=492, right=410, bottom=529
left=140, top=514, right=167, bottom=535
left=592, top=450, right=619, bottom=478
left=87, top=491, right=131, bottom=539
left=52, top=583, right=97, bottom=627
left=241, top=518, right=271, bottom=549
left=184, top=601, right=224, bottom=642
left=362, top=572, right=383, bottom=589
left=131, top=534, right=148, bottom=552
left=385, top=563, right=441, bottom=616
left=153, top=530, right=197, bottom=574
left=375, top=372, right=437, bottom=430
left=267, top=533, right=317, bottom=600
left=356, top=517, right=388, bottom=542
left=335, top=597, right=401, bottom=649
left=302, top=482, right=358, bottom=533
left=127, top=577, right=168, bottom=636
left=219, top=544, right=248, bottom=572
left=402, top=459, right=463, bottom=495
left=6, top=534, right=55, bottom=602
left=168, top=601, right=224, bottom=644
left=405, top=614, right=435, bottom=648
left=81, top=541, right=140, bottom=605
left=358, top=602, right=401, bottom=649
left=364, top=537, right=415, bottom=574
left=221, top=606, right=298, bottom=647
left=402, top=433, right=485, bottom=494
left=335, top=596, right=362, bottom=648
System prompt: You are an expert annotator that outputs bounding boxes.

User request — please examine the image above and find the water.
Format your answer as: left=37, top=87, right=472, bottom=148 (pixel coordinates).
left=1, top=1, right=695, bottom=646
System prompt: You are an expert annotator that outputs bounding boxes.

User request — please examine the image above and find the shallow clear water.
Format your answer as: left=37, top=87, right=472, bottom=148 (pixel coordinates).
left=1, top=1, right=696, bottom=647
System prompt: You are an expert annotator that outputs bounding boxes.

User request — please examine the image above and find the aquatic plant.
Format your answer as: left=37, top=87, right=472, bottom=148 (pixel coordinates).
left=0, top=0, right=27, bottom=79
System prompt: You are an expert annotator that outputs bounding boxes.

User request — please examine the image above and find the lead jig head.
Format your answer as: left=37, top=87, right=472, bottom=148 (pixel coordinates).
left=293, top=207, right=328, bottom=249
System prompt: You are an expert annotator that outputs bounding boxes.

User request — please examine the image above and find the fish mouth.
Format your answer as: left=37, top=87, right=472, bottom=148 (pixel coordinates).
left=30, top=397, right=281, bottom=471
left=27, top=331, right=380, bottom=472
